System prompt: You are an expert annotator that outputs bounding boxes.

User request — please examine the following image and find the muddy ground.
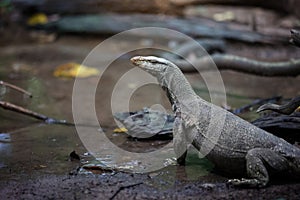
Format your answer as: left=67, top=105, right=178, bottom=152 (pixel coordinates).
left=1, top=172, right=300, bottom=199
left=0, top=17, right=300, bottom=199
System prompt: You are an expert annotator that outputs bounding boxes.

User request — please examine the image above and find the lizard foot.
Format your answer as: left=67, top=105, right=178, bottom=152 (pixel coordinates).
left=228, top=178, right=266, bottom=188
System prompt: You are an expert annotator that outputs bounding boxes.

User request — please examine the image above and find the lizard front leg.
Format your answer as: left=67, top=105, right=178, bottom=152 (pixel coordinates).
left=229, top=148, right=291, bottom=187
left=173, top=116, right=188, bottom=165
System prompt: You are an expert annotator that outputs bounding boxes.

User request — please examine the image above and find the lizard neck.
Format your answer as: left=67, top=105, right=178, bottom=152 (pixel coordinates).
left=159, top=69, right=198, bottom=104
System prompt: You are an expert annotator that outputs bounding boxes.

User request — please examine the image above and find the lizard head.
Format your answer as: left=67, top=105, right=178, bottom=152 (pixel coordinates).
left=131, top=56, right=176, bottom=77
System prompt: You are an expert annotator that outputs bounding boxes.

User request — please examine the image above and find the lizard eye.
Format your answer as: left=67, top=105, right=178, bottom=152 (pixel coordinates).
left=149, top=60, right=163, bottom=64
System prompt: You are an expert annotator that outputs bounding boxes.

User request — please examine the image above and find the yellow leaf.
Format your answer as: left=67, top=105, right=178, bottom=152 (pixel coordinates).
left=113, top=127, right=128, bottom=133
left=53, top=62, right=100, bottom=78
left=27, top=13, right=48, bottom=26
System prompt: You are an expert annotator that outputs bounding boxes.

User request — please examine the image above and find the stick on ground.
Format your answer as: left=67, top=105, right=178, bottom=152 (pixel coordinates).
left=0, top=101, right=75, bottom=125
left=0, top=81, right=32, bottom=97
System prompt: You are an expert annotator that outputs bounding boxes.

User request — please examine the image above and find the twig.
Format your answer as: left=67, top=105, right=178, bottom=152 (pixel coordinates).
left=0, top=101, right=74, bottom=125
left=109, top=182, right=143, bottom=200
left=0, top=101, right=48, bottom=120
left=0, top=81, right=32, bottom=97
left=173, top=54, right=300, bottom=76
left=0, top=100, right=100, bottom=127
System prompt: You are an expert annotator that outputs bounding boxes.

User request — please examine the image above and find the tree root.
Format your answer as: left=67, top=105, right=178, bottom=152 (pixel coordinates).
left=257, top=96, right=300, bottom=115
left=173, top=54, right=300, bottom=76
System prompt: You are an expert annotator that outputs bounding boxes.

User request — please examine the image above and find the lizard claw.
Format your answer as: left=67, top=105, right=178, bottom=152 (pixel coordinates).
left=227, top=179, right=241, bottom=185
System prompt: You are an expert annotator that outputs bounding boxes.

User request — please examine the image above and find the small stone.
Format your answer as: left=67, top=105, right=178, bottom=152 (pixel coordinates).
left=201, top=183, right=215, bottom=190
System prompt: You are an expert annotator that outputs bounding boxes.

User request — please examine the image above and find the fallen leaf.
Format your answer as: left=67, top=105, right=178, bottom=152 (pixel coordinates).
left=113, top=127, right=128, bottom=133
left=27, top=13, right=48, bottom=26
left=54, top=62, right=100, bottom=78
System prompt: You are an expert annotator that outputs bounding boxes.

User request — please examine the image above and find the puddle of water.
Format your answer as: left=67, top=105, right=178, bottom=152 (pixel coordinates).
left=0, top=133, right=11, bottom=143
left=0, top=123, right=84, bottom=180
left=0, top=66, right=84, bottom=181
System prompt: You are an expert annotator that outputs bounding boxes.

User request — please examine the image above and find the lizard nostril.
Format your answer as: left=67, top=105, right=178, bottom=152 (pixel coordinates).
left=130, top=56, right=139, bottom=63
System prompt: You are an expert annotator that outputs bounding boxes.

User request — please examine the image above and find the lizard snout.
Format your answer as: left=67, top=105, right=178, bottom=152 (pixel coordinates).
left=130, top=56, right=144, bottom=66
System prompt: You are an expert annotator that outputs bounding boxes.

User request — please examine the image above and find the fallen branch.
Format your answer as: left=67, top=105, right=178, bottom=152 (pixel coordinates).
left=0, top=81, right=32, bottom=97
left=170, top=0, right=300, bottom=17
left=232, top=96, right=281, bottom=114
left=257, top=96, right=300, bottom=115
left=173, top=54, right=300, bottom=76
left=43, top=14, right=285, bottom=44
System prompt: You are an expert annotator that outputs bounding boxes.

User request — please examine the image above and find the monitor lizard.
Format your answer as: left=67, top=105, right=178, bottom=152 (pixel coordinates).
left=131, top=56, right=300, bottom=187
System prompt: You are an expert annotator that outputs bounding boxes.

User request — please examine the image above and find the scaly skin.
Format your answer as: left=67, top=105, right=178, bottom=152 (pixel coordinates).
left=131, top=56, right=300, bottom=187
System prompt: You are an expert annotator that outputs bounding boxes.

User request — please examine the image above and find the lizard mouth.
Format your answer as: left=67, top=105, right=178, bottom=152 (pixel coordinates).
left=130, top=56, right=143, bottom=65
left=130, top=56, right=167, bottom=73
left=131, top=56, right=167, bottom=66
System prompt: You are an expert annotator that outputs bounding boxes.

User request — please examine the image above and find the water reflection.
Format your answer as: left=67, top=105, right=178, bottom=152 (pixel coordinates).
left=0, top=134, right=11, bottom=170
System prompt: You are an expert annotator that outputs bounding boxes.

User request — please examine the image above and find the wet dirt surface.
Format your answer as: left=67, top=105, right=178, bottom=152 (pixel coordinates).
left=1, top=172, right=300, bottom=200
left=0, top=27, right=300, bottom=199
